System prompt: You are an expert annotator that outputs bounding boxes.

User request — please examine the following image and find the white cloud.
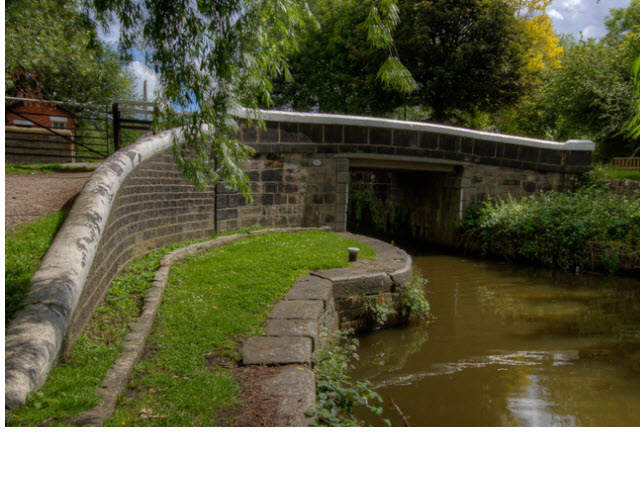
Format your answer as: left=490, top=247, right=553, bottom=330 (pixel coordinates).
left=548, top=9, right=565, bottom=21
left=548, top=0, right=632, bottom=38
left=126, top=61, right=162, bottom=101
left=581, top=24, right=599, bottom=38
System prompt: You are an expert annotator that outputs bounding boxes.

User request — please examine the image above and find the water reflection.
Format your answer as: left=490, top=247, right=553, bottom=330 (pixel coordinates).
left=351, top=253, right=640, bottom=427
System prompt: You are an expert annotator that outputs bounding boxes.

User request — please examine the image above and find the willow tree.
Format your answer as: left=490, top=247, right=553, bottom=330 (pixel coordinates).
left=87, top=0, right=413, bottom=195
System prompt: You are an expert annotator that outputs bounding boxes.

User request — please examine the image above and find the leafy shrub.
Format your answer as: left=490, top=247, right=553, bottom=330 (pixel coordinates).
left=457, top=183, right=640, bottom=272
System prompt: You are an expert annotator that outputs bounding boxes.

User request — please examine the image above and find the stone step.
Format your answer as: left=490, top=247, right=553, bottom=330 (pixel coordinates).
left=241, top=336, right=312, bottom=365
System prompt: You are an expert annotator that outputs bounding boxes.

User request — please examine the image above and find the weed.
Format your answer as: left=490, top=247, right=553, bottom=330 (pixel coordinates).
left=312, top=330, right=389, bottom=427
left=362, top=276, right=431, bottom=326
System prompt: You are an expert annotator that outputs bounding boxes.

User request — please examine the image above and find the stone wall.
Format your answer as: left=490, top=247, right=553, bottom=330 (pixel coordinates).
left=67, top=152, right=215, bottom=347
left=5, top=129, right=217, bottom=407
left=216, top=153, right=348, bottom=233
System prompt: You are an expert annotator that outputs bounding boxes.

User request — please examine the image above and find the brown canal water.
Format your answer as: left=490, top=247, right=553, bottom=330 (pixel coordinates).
left=351, top=253, right=640, bottom=427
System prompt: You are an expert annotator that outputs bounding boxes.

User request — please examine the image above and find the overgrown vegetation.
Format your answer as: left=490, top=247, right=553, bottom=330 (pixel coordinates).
left=312, top=330, right=388, bottom=427
left=5, top=244, right=187, bottom=426
left=362, top=276, right=431, bottom=326
left=106, top=231, right=375, bottom=426
left=457, top=180, right=640, bottom=273
left=5, top=164, right=98, bottom=174
left=5, top=211, right=68, bottom=325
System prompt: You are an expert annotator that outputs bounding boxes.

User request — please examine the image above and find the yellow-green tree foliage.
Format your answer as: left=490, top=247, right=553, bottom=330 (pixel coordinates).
left=508, top=0, right=563, bottom=83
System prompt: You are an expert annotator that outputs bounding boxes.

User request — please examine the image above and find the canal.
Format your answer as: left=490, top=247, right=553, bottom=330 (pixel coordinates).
left=351, top=251, right=640, bottom=426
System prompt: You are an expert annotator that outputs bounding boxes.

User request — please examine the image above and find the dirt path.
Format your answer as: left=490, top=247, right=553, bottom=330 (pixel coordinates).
left=5, top=172, right=93, bottom=231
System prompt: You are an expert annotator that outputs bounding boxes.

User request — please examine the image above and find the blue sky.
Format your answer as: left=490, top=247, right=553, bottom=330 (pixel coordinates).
left=107, top=0, right=634, bottom=101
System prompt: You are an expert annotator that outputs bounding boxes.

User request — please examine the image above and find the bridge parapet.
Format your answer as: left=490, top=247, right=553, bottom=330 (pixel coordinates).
left=235, top=109, right=594, bottom=175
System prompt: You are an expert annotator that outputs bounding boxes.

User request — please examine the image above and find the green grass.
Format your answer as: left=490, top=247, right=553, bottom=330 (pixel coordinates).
left=6, top=229, right=375, bottom=426
left=5, top=244, right=191, bottom=426
left=107, top=231, right=375, bottom=427
left=5, top=211, right=69, bottom=325
left=599, top=165, right=640, bottom=182
left=5, top=163, right=98, bottom=174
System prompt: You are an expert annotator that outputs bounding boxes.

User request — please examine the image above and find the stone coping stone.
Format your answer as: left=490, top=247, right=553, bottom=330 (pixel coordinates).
left=310, top=268, right=395, bottom=299
left=265, top=318, right=319, bottom=349
left=269, top=299, right=325, bottom=321
left=259, top=366, right=316, bottom=427
left=284, top=275, right=333, bottom=302
left=233, top=107, right=595, bottom=151
left=241, top=336, right=312, bottom=365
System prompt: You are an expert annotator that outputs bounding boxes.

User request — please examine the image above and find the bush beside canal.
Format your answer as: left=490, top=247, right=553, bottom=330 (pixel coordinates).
left=457, top=178, right=640, bottom=273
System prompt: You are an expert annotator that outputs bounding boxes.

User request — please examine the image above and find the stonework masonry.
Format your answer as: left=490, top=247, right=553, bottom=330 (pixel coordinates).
left=216, top=154, right=348, bottom=234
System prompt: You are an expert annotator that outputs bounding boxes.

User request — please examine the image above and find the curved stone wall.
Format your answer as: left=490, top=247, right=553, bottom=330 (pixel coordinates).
left=5, top=130, right=216, bottom=408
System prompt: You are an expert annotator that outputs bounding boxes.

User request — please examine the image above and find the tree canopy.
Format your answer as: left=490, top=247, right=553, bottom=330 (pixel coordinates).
left=268, top=0, right=532, bottom=123
left=5, top=0, right=132, bottom=104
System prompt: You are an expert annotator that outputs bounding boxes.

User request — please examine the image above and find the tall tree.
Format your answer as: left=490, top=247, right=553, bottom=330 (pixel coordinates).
left=508, top=0, right=563, bottom=83
left=269, top=0, right=530, bottom=123
left=5, top=0, right=132, bottom=104
left=505, top=37, right=638, bottom=159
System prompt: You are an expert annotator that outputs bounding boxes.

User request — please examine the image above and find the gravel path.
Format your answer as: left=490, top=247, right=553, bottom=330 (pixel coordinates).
left=5, top=172, right=93, bottom=231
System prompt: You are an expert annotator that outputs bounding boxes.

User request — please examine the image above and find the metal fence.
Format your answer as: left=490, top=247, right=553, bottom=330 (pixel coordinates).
left=5, top=97, right=154, bottom=164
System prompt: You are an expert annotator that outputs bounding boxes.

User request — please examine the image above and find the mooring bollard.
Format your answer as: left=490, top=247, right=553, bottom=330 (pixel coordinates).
left=348, top=247, right=360, bottom=262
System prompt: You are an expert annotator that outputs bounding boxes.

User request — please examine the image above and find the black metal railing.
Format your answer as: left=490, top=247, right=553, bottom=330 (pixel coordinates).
left=5, top=97, right=157, bottom=164
left=5, top=97, right=111, bottom=163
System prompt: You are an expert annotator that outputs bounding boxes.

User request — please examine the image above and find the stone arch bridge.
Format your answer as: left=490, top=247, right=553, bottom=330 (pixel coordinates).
left=228, top=109, right=594, bottom=245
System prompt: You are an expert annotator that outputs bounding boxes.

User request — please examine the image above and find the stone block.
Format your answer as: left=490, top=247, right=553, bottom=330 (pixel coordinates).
left=393, top=130, right=419, bottom=148
left=311, top=268, right=394, bottom=299
left=370, top=127, right=391, bottom=145
left=324, top=124, right=343, bottom=143
left=241, top=336, right=312, bottom=365
left=439, top=134, right=460, bottom=152
left=285, top=275, right=333, bottom=302
left=420, top=132, right=438, bottom=149
left=269, top=299, right=325, bottom=320
left=259, top=366, right=316, bottom=426
left=345, top=125, right=367, bottom=144
left=265, top=318, right=319, bottom=348
left=299, top=123, right=323, bottom=143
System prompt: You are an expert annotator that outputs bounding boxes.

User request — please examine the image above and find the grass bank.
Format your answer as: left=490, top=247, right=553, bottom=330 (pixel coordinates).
left=5, top=211, right=68, bottom=325
left=599, top=165, right=640, bottom=182
left=5, top=163, right=97, bottom=174
left=108, top=231, right=375, bottom=426
left=457, top=183, right=640, bottom=273
left=5, top=244, right=188, bottom=426
left=6, top=230, right=375, bottom=426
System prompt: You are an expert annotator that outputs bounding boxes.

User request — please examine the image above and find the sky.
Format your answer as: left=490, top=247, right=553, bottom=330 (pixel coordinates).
left=548, top=0, right=632, bottom=38
left=109, top=0, right=634, bottom=102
